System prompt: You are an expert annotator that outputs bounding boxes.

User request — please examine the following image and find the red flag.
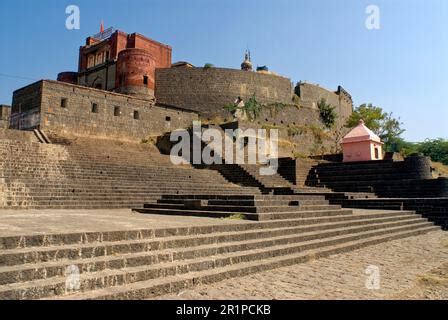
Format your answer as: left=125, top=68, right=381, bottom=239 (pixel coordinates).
left=100, top=21, right=104, bottom=33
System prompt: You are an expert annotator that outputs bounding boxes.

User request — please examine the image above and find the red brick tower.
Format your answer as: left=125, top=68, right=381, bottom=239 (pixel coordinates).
left=116, top=48, right=156, bottom=97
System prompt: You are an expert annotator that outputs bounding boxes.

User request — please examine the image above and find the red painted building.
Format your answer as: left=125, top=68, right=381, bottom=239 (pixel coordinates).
left=59, top=28, right=172, bottom=98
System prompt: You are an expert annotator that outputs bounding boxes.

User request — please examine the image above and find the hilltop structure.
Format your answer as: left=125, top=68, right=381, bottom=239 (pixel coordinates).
left=8, top=27, right=352, bottom=153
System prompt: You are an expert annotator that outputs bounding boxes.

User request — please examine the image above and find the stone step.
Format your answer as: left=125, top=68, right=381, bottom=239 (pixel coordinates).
left=0, top=211, right=417, bottom=250
left=133, top=207, right=354, bottom=220
left=0, top=215, right=424, bottom=269
left=310, top=161, right=395, bottom=170
left=0, top=215, right=425, bottom=286
left=16, top=224, right=439, bottom=300
left=5, top=186, right=245, bottom=194
left=158, top=199, right=330, bottom=206
left=142, top=203, right=341, bottom=213
left=159, top=194, right=326, bottom=201
left=308, top=172, right=421, bottom=183
left=3, top=171, right=226, bottom=178
left=53, top=226, right=437, bottom=300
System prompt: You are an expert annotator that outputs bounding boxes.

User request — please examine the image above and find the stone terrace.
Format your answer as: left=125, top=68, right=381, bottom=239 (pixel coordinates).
left=0, top=130, right=260, bottom=209
left=0, top=208, right=437, bottom=299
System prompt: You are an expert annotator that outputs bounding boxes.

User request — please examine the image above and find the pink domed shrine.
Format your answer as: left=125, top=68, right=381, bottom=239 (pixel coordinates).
left=342, top=119, right=383, bottom=162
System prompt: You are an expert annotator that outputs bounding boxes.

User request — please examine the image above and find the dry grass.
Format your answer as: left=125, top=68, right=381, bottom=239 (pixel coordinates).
left=432, top=161, right=448, bottom=177
left=222, top=214, right=246, bottom=220
left=417, top=274, right=446, bottom=286
left=441, top=239, right=448, bottom=248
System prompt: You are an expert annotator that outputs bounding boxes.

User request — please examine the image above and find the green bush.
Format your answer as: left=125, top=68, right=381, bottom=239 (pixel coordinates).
left=416, top=138, right=448, bottom=165
left=317, top=98, right=337, bottom=129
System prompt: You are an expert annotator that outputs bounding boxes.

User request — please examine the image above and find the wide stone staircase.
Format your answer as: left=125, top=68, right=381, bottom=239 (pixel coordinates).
left=305, top=158, right=446, bottom=197
left=134, top=194, right=347, bottom=220
left=305, top=158, right=448, bottom=229
left=186, top=124, right=337, bottom=195
left=0, top=134, right=260, bottom=209
left=0, top=193, right=438, bottom=299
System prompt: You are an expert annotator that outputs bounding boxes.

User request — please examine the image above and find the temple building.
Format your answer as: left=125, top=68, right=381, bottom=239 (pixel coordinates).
left=341, top=119, right=384, bottom=162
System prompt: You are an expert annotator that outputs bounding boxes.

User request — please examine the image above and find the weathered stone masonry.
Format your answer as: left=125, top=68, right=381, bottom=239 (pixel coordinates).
left=155, top=67, right=353, bottom=127
left=0, top=105, right=10, bottom=129
left=11, top=80, right=198, bottom=142
left=155, top=67, right=294, bottom=118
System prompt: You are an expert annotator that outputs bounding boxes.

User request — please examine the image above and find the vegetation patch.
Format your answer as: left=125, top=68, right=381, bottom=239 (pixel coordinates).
left=141, top=136, right=157, bottom=145
left=222, top=213, right=247, bottom=220
left=224, top=95, right=299, bottom=121
left=203, top=63, right=215, bottom=69
left=317, top=98, right=337, bottom=129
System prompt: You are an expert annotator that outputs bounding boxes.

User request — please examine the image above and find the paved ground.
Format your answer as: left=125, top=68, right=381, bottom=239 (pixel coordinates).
left=158, top=230, right=448, bottom=300
left=0, top=208, right=400, bottom=236
left=0, top=209, right=252, bottom=236
left=1, top=208, right=447, bottom=299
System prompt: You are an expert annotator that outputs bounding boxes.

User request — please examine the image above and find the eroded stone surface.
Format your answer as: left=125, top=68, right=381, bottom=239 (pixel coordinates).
left=158, top=231, right=448, bottom=300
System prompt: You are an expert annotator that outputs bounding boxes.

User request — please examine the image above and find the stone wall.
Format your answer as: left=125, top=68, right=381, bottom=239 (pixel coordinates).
left=0, top=128, right=38, bottom=143
left=155, top=68, right=352, bottom=156
left=227, top=99, right=351, bottom=157
left=155, top=67, right=294, bottom=119
left=11, top=83, right=43, bottom=114
left=0, top=105, right=10, bottom=129
left=77, top=62, right=117, bottom=91
left=11, top=80, right=198, bottom=142
left=295, top=82, right=353, bottom=128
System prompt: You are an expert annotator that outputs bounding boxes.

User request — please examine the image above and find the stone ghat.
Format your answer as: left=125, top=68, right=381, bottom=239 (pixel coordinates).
left=0, top=137, right=260, bottom=209
left=306, top=157, right=448, bottom=198
left=134, top=194, right=348, bottom=221
left=330, top=198, right=448, bottom=230
left=0, top=199, right=438, bottom=300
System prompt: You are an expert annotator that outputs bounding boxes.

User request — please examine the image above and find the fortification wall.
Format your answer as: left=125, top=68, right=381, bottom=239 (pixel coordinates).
left=11, top=80, right=198, bottom=142
left=295, top=82, right=353, bottom=128
left=155, top=67, right=293, bottom=119
left=154, top=68, right=352, bottom=155
left=0, top=105, right=10, bottom=129
left=227, top=82, right=353, bottom=156
left=0, top=128, right=38, bottom=142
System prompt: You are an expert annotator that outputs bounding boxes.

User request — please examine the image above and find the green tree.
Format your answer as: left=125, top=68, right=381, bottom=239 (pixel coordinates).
left=416, top=138, right=448, bottom=165
left=346, top=103, right=405, bottom=148
left=387, top=136, right=418, bottom=155
left=317, top=98, right=337, bottom=129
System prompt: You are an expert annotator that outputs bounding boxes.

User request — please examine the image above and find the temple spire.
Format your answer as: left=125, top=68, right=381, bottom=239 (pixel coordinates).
left=241, top=49, right=253, bottom=71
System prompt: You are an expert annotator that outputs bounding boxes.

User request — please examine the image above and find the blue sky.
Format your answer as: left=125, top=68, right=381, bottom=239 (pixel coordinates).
left=0, top=0, right=446, bottom=141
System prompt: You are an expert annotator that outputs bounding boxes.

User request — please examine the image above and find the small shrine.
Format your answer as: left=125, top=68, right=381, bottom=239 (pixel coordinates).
left=341, top=119, right=383, bottom=162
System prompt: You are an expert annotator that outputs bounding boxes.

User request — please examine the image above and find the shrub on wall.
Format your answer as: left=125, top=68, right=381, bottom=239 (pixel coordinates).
left=317, top=98, right=337, bottom=129
left=264, top=102, right=289, bottom=117
left=292, top=94, right=301, bottom=107
left=223, top=94, right=263, bottom=121
left=224, top=95, right=296, bottom=121
left=203, top=63, right=215, bottom=69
